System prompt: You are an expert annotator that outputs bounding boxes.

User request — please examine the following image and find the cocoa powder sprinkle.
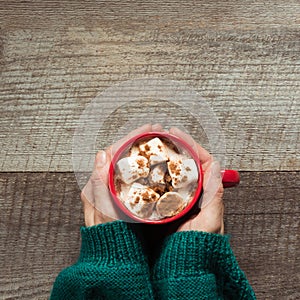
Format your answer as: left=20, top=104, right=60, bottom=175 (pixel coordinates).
left=115, top=136, right=197, bottom=219
left=137, top=159, right=145, bottom=168
left=169, top=161, right=180, bottom=176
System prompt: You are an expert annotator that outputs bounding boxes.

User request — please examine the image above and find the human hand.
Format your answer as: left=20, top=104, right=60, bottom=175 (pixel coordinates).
left=80, top=124, right=163, bottom=227
left=169, top=128, right=224, bottom=234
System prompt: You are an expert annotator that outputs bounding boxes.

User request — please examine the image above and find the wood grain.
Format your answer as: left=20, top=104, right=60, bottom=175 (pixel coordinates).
left=1, top=2, right=299, bottom=300
left=1, top=1, right=300, bottom=30
left=0, top=172, right=299, bottom=299
left=0, top=1, right=299, bottom=172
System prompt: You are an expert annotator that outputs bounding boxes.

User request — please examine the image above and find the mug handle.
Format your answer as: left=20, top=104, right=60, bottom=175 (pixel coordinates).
left=221, top=170, right=240, bottom=188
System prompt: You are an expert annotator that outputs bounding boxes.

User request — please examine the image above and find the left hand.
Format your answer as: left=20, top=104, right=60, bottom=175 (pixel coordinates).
left=81, top=124, right=163, bottom=227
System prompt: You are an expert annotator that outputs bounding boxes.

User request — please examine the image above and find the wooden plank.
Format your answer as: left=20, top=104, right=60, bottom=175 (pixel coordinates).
left=0, top=173, right=82, bottom=300
left=0, top=172, right=299, bottom=299
left=1, top=1, right=300, bottom=30
left=0, top=2, right=299, bottom=172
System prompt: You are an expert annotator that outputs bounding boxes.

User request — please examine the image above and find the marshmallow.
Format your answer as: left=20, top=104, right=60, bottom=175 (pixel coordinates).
left=116, top=156, right=149, bottom=184
left=176, top=184, right=197, bottom=204
left=124, top=183, right=160, bottom=218
left=139, top=138, right=168, bottom=166
left=165, top=142, right=181, bottom=161
left=115, top=136, right=199, bottom=220
left=149, top=164, right=166, bottom=186
left=167, top=159, right=198, bottom=188
left=156, top=192, right=185, bottom=217
left=129, top=146, right=140, bottom=157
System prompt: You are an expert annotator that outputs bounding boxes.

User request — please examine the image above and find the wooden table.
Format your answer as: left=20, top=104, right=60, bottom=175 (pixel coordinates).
left=1, top=1, right=299, bottom=299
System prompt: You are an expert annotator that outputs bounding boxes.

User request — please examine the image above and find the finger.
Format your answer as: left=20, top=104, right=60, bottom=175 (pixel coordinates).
left=152, top=123, right=164, bottom=132
left=124, top=123, right=152, bottom=139
left=91, top=150, right=110, bottom=186
left=169, top=127, right=212, bottom=167
left=200, top=161, right=223, bottom=208
left=81, top=150, right=109, bottom=227
left=93, top=150, right=107, bottom=171
left=81, top=186, right=95, bottom=227
left=196, top=190, right=224, bottom=233
left=202, top=160, right=221, bottom=187
left=92, top=175, right=119, bottom=221
left=92, top=150, right=118, bottom=219
left=111, top=124, right=152, bottom=155
left=81, top=179, right=95, bottom=205
left=195, top=144, right=212, bottom=170
left=169, top=127, right=197, bottom=150
left=180, top=162, right=224, bottom=233
left=81, top=149, right=107, bottom=227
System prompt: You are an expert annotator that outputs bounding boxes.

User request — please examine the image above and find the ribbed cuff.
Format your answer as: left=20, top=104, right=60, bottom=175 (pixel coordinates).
left=78, top=221, right=146, bottom=265
left=153, top=231, right=230, bottom=280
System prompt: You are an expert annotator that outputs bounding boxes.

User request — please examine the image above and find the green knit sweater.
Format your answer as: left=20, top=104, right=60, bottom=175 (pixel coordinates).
left=50, top=221, right=256, bottom=299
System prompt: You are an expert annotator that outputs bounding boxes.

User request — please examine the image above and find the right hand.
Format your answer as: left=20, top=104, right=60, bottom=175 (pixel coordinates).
left=169, top=128, right=224, bottom=234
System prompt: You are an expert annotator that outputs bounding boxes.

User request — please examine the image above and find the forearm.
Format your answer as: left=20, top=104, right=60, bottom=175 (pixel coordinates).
left=152, top=231, right=256, bottom=300
left=50, top=221, right=154, bottom=300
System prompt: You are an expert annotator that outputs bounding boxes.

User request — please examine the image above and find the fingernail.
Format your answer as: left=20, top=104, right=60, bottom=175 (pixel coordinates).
left=96, top=150, right=107, bottom=168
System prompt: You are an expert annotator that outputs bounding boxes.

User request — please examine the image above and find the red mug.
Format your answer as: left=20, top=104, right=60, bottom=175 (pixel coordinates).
left=108, top=132, right=239, bottom=224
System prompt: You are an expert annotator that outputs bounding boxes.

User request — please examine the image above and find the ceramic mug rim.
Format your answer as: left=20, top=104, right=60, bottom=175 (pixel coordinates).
left=108, top=132, right=203, bottom=224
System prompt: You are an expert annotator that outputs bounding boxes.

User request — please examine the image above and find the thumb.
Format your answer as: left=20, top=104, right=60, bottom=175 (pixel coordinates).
left=81, top=181, right=95, bottom=227
left=92, top=150, right=107, bottom=177
left=91, top=175, right=118, bottom=221
left=91, top=150, right=118, bottom=220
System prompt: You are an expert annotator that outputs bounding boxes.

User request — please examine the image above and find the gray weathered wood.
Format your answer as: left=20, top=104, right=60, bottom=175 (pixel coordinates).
left=0, top=172, right=299, bottom=299
left=0, top=1, right=299, bottom=172
left=1, top=1, right=300, bottom=30
left=0, top=2, right=299, bottom=299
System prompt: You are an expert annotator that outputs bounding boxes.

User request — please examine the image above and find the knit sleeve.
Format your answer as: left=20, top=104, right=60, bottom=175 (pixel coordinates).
left=50, top=221, right=154, bottom=300
left=152, top=231, right=256, bottom=300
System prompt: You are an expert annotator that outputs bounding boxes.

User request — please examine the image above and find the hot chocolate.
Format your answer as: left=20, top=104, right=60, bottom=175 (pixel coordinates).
left=114, top=136, right=199, bottom=220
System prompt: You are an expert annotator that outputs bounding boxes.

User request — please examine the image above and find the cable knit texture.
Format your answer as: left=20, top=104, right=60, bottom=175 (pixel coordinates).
left=50, top=221, right=256, bottom=300
left=50, top=221, right=154, bottom=300
left=152, top=231, right=256, bottom=299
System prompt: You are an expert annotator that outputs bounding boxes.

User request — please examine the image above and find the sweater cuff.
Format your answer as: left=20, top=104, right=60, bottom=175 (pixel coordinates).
left=153, top=231, right=230, bottom=279
left=78, top=221, right=146, bottom=265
